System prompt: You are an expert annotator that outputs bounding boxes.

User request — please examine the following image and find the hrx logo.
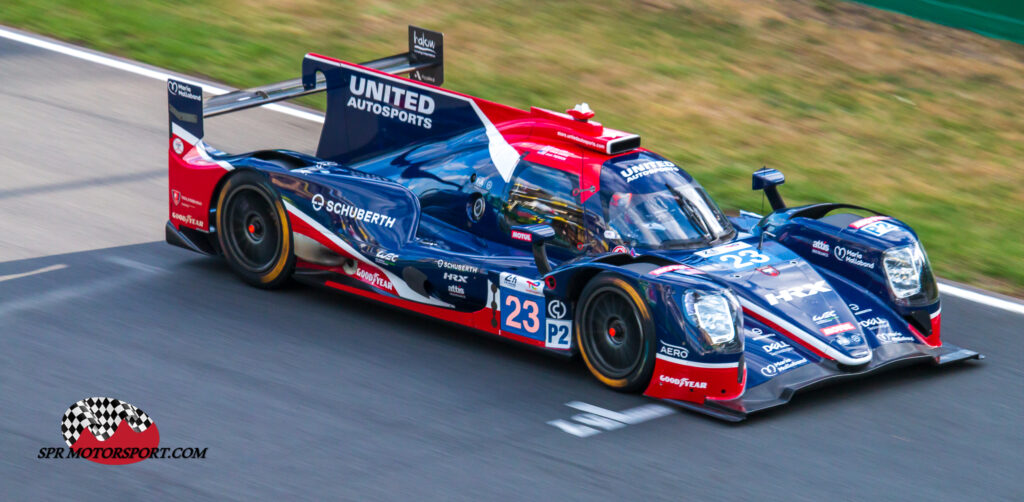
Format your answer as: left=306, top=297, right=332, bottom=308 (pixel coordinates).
left=763, top=281, right=832, bottom=305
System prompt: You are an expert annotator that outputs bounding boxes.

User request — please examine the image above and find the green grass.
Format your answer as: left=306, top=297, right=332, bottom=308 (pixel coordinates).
left=3, top=0, right=1022, bottom=294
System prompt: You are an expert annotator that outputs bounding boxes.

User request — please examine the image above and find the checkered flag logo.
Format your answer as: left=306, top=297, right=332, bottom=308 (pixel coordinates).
left=61, top=397, right=154, bottom=447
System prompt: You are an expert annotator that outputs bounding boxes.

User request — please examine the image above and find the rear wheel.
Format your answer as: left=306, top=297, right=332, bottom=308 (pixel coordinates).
left=576, top=273, right=656, bottom=392
left=216, top=171, right=294, bottom=288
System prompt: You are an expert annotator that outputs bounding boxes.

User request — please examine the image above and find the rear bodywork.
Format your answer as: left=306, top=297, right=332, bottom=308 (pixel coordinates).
left=165, top=27, right=979, bottom=421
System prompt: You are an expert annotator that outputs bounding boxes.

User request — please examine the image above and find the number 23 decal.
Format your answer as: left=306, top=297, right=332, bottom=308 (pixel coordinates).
left=504, top=295, right=541, bottom=333
left=719, top=249, right=769, bottom=269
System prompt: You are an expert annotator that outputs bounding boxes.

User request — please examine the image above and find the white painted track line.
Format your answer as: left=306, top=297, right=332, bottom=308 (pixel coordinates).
left=0, top=264, right=67, bottom=283
left=1, top=24, right=1021, bottom=315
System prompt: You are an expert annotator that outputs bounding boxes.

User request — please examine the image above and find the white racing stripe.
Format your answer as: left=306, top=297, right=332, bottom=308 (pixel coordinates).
left=654, top=354, right=739, bottom=369
left=2, top=25, right=1023, bottom=316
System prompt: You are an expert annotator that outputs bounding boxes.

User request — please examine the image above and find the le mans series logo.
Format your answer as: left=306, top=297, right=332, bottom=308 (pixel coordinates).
left=38, top=397, right=206, bottom=464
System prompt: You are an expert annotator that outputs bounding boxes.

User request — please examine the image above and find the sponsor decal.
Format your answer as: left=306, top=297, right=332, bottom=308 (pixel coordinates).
left=511, top=230, right=532, bottom=242
left=471, top=197, right=486, bottom=221
left=833, top=245, right=875, bottom=269
left=447, top=284, right=466, bottom=298
left=848, top=215, right=891, bottom=229
left=848, top=303, right=873, bottom=316
left=547, top=300, right=568, bottom=319
left=603, top=229, right=620, bottom=240
left=650, top=264, right=689, bottom=276
left=611, top=245, right=637, bottom=256
left=858, top=317, right=890, bottom=329
left=354, top=264, right=395, bottom=292
left=849, top=216, right=899, bottom=237
left=861, top=220, right=900, bottom=237
left=374, top=250, right=398, bottom=266
left=555, top=130, right=604, bottom=151
left=171, top=212, right=204, bottom=228
left=443, top=272, right=468, bottom=283
left=659, top=375, right=707, bottom=389
left=877, top=332, right=915, bottom=344
left=658, top=342, right=689, bottom=360
left=167, top=80, right=202, bottom=101
left=760, top=356, right=808, bottom=377
left=346, top=75, right=434, bottom=129
left=170, top=190, right=202, bottom=209
left=436, top=259, right=479, bottom=274
left=411, top=30, right=437, bottom=58
left=813, top=309, right=839, bottom=325
left=617, top=160, right=679, bottom=183
left=762, top=340, right=791, bottom=354
left=311, top=193, right=396, bottom=228
left=821, top=322, right=856, bottom=336
left=695, top=241, right=750, bottom=258
left=37, top=397, right=207, bottom=464
left=525, top=279, right=544, bottom=294
left=811, top=239, right=830, bottom=257
left=756, top=265, right=780, bottom=276
left=763, top=280, right=832, bottom=305
left=500, top=272, right=544, bottom=296
left=172, top=137, right=184, bottom=155
left=536, top=145, right=571, bottom=161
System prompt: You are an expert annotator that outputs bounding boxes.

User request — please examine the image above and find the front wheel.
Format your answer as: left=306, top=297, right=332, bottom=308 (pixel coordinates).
left=215, top=171, right=295, bottom=288
left=576, top=273, right=656, bottom=392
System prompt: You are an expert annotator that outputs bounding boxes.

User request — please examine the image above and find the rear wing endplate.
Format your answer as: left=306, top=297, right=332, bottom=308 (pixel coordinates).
left=199, top=25, right=443, bottom=118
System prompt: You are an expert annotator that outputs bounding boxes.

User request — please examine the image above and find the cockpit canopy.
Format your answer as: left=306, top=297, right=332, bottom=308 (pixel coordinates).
left=597, top=152, right=734, bottom=249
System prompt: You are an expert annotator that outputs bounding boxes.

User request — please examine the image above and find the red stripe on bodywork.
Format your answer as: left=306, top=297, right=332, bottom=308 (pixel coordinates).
left=742, top=307, right=833, bottom=361
left=324, top=280, right=500, bottom=335
left=644, top=357, right=744, bottom=403
left=908, top=315, right=942, bottom=347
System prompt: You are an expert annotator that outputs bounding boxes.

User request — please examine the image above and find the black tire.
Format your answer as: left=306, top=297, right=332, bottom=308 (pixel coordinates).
left=215, top=171, right=295, bottom=288
left=575, top=273, right=657, bottom=392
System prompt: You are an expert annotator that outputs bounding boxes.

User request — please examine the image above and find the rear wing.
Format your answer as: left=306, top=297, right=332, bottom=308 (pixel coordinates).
left=167, top=25, right=443, bottom=143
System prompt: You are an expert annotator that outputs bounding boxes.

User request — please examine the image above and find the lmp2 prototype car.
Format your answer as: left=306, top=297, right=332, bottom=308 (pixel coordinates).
left=165, top=26, right=980, bottom=420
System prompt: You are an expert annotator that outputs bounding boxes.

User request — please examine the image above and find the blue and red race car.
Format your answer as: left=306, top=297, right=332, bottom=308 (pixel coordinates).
left=165, top=26, right=980, bottom=420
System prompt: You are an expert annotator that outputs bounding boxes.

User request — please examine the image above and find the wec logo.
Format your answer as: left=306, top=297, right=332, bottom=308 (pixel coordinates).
left=763, top=281, right=832, bottom=305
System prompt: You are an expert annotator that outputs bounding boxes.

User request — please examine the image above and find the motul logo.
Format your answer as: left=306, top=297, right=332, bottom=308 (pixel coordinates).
left=820, top=322, right=856, bottom=336
left=763, top=281, right=832, bottom=305
left=511, top=230, right=532, bottom=242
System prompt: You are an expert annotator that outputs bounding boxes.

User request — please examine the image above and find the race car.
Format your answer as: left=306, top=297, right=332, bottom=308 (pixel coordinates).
left=165, top=26, right=980, bottom=421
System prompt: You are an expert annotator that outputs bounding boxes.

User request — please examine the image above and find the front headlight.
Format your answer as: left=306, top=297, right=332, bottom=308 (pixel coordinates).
left=883, top=243, right=925, bottom=299
left=684, top=290, right=741, bottom=345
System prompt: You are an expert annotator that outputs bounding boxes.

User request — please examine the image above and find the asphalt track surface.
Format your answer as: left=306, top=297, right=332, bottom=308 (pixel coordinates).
left=1, top=33, right=1021, bottom=501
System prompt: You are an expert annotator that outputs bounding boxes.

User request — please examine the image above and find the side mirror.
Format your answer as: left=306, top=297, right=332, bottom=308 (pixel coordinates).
left=511, top=224, right=556, bottom=275
left=752, top=167, right=786, bottom=211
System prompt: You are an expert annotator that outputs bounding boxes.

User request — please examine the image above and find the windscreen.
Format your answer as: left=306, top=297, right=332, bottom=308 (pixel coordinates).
left=599, top=153, right=733, bottom=249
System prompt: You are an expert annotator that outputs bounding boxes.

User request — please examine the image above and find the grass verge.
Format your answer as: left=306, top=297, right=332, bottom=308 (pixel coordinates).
left=2, top=0, right=1022, bottom=294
